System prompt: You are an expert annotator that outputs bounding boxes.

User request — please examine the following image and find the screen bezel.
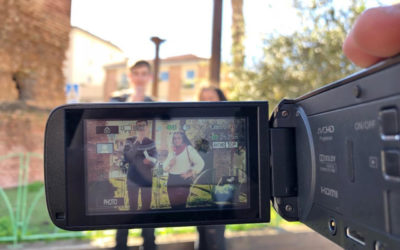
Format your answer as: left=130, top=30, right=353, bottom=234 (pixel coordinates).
left=64, top=102, right=269, bottom=229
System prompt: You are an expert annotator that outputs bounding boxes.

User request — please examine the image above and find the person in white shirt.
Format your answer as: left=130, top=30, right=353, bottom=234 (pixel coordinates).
left=163, top=131, right=204, bottom=209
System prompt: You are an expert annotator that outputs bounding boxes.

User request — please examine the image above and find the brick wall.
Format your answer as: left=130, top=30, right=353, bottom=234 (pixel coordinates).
left=168, top=65, right=182, bottom=101
left=0, top=104, right=49, bottom=188
left=0, top=0, right=71, bottom=188
left=0, top=0, right=70, bottom=108
left=197, top=63, right=209, bottom=79
left=103, top=69, right=118, bottom=101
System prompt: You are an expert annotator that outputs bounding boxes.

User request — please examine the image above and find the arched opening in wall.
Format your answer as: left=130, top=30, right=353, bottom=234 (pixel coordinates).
left=12, top=74, right=22, bottom=100
left=12, top=72, right=33, bottom=101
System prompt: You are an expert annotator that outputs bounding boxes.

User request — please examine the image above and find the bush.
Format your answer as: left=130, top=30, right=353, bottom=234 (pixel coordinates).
left=0, top=216, right=13, bottom=237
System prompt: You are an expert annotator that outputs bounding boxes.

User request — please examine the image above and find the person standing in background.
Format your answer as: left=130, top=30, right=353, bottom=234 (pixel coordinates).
left=198, top=86, right=227, bottom=102
left=115, top=60, right=156, bottom=250
left=196, top=86, right=227, bottom=250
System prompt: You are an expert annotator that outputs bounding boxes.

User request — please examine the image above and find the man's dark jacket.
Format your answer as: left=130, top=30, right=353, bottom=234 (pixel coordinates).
left=123, top=136, right=156, bottom=187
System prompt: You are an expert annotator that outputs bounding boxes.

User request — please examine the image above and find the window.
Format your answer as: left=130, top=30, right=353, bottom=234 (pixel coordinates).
left=96, top=143, right=114, bottom=154
left=118, top=73, right=129, bottom=89
left=183, top=70, right=195, bottom=89
left=186, top=70, right=195, bottom=79
left=160, top=71, right=169, bottom=81
left=183, top=80, right=195, bottom=89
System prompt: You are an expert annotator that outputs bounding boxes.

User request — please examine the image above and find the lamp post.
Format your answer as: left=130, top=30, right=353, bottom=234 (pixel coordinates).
left=151, top=36, right=165, bottom=98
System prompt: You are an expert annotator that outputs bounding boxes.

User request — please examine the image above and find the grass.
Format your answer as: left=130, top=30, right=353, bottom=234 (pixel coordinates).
left=0, top=182, right=54, bottom=236
left=0, top=182, right=84, bottom=242
left=107, top=175, right=247, bottom=211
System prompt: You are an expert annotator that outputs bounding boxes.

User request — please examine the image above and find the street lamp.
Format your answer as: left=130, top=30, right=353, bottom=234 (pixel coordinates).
left=151, top=36, right=165, bottom=98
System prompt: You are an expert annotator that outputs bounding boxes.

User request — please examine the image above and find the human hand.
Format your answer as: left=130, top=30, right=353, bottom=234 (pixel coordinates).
left=143, top=158, right=152, bottom=165
left=181, top=170, right=194, bottom=180
left=169, top=158, right=176, bottom=167
left=343, top=4, right=400, bottom=68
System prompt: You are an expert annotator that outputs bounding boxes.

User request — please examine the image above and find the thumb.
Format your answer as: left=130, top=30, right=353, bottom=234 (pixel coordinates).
left=344, top=4, right=400, bottom=67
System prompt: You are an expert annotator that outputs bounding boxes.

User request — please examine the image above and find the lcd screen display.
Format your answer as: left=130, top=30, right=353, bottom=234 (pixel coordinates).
left=84, top=118, right=249, bottom=215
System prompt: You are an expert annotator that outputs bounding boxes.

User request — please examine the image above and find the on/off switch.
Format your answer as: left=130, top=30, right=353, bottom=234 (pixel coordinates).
left=379, top=108, right=399, bottom=135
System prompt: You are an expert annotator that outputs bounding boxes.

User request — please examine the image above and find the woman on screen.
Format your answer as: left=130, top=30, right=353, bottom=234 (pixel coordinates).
left=164, top=131, right=204, bottom=209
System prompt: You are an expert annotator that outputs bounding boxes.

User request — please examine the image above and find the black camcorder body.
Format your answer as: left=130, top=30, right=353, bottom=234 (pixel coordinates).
left=44, top=55, right=400, bottom=249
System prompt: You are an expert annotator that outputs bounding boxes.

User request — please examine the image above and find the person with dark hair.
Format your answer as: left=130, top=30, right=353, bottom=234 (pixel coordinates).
left=198, top=86, right=227, bottom=102
left=164, top=131, right=204, bottom=209
left=127, top=61, right=153, bottom=102
left=114, top=61, right=156, bottom=250
left=130, top=60, right=152, bottom=71
left=196, top=86, right=227, bottom=250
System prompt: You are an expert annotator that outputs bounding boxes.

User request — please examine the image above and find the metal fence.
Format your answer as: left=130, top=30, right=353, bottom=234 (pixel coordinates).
left=0, top=152, right=83, bottom=246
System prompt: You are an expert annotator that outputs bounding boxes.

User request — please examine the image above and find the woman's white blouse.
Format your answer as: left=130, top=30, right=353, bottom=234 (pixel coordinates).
left=163, top=145, right=205, bottom=175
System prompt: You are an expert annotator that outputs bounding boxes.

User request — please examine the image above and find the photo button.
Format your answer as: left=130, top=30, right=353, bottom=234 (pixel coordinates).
left=382, top=150, right=400, bottom=179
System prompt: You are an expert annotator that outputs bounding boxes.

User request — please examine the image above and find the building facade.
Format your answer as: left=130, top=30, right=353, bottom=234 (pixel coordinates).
left=63, top=26, right=126, bottom=102
left=104, top=54, right=231, bottom=102
left=157, top=54, right=209, bottom=101
left=103, top=60, right=130, bottom=102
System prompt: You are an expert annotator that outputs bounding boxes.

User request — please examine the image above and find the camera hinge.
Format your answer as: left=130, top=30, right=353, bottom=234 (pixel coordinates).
left=270, top=101, right=299, bottom=221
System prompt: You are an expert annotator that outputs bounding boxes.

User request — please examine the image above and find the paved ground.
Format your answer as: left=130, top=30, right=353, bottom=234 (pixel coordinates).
left=226, top=231, right=340, bottom=250
left=0, top=226, right=342, bottom=250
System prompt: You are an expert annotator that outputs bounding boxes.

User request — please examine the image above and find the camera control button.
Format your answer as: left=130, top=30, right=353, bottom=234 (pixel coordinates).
left=379, top=109, right=399, bottom=136
left=382, top=150, right=400, bottom=180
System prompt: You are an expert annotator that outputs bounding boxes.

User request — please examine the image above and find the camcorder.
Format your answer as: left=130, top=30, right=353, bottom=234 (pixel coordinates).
left=45, top=55, right=400, bottom=249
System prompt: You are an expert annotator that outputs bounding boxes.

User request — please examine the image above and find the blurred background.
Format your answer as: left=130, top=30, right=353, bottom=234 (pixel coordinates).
left=0, top=0, right=398, bottom=249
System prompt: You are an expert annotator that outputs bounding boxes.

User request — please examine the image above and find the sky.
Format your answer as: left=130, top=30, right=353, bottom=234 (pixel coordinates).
left=71, top=0, right=394, bottom=65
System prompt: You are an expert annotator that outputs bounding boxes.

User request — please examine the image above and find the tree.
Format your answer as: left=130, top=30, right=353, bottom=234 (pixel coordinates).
left=231, top=0, right=245, bottom=74
left=224, top=0, right=246, bottom=94
left=230, top=0, right=366, bottom=109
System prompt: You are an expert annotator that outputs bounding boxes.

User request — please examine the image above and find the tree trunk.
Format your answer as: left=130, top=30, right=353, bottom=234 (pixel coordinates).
left=231, top=0, right=245, bottom=71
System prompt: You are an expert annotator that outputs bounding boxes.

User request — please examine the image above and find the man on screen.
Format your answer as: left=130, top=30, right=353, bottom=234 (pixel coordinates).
left=124, top=120, right=157, bottom=210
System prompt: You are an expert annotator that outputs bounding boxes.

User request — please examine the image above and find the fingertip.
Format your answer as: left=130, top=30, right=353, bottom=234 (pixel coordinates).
left=352, top=4, right=400, bottom=58
left=343, top=32, right=383, bottom=68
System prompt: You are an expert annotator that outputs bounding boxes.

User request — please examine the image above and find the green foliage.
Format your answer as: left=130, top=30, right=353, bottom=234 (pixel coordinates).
left=226, top=223, right=267, bottom=231
left=0, top=182, right=81, bottom=243
left=0, top=217, right=13, bottom=237
left=231, top=0, right=246, bottom=74
left=230, top=0, right=366, bottom=109
left=156, top=227, right=197, bottom=235
left=27, top=181, right=43, bottom=192
left=84, top=229, right=142, bottom=240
